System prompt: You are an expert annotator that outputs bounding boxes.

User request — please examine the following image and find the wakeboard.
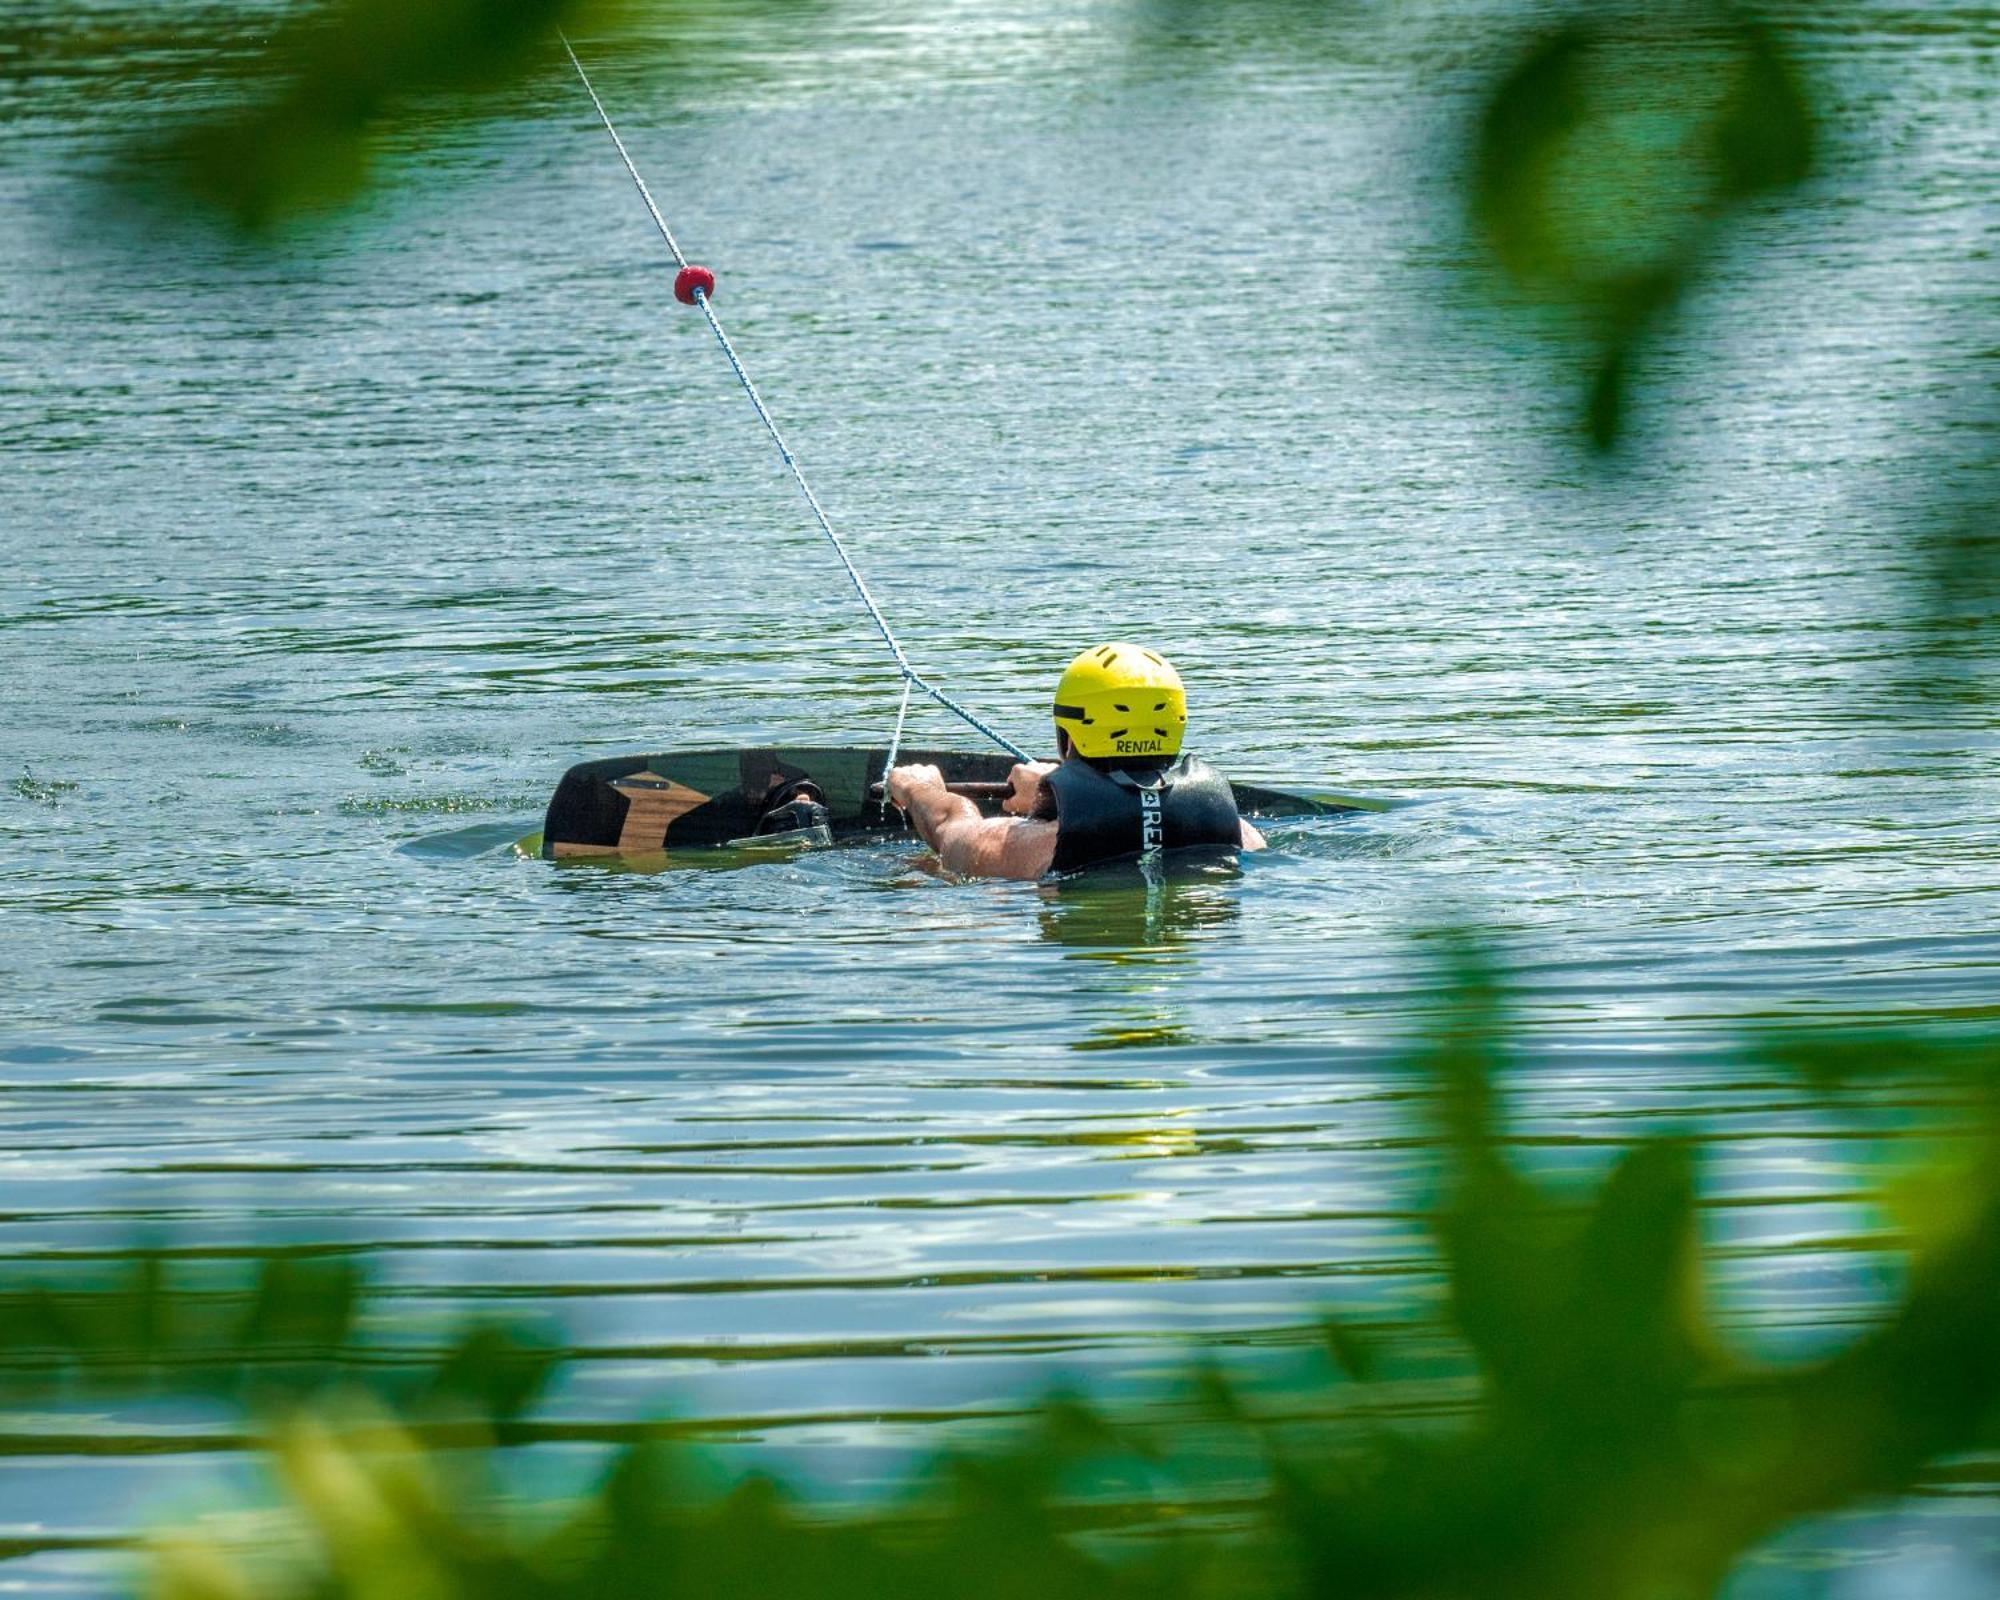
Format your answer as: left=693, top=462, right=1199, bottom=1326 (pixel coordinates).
left=526, top=746, right=1372, bottom=861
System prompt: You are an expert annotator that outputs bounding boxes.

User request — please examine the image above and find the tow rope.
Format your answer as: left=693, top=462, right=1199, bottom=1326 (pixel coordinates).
left=559, top=34, right=1032, bottom=780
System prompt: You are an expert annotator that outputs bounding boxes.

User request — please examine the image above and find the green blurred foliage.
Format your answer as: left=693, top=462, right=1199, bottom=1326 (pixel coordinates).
left=158, top=0, right=609, bottom=227
left=0, top=0, right=853, bottom=228
left=0, top=1246, right=557, bottom=1426
left=7, top=990, right=2000, bottom=1600
left=1468, top=6, right=1815, bottom=450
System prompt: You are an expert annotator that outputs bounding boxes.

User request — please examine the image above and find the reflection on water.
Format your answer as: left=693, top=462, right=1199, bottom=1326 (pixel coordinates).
left=2, top=0, right=1996, bottom=1591
left=1038, top=859, right=1243, bottom=950
left=1037, top=862, right=1242, bottom=1051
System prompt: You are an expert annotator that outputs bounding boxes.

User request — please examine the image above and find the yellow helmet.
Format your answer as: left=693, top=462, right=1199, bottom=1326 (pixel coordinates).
left=1052, top=643, right=1188, bottom=760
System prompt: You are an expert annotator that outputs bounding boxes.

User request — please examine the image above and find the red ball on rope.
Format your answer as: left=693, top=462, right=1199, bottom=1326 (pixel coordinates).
left=673, top=265, right=716, bottom=305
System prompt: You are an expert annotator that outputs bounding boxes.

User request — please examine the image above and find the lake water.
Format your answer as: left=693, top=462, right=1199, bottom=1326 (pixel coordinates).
left=1, top=0, right=1995, bottom=1593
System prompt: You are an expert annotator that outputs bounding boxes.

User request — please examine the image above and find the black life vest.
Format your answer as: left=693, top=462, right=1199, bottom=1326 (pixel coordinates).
left=1045, top=753, right=1242, bottom=874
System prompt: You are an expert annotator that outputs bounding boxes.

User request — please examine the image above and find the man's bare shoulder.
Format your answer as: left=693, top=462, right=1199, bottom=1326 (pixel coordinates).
left=944, top=816, right=1058, bottom=881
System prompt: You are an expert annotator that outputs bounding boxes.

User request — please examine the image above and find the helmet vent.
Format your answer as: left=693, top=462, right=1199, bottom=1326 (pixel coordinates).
left=1112, top=702, right=1129, bottom=713
left=1142, top=650, right=1165, bottom=666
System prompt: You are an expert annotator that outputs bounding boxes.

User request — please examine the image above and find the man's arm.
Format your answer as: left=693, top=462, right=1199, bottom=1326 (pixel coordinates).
left=886, top=764, right=1057, bottom=880
left=1241, top=817, right=1266, bottom=850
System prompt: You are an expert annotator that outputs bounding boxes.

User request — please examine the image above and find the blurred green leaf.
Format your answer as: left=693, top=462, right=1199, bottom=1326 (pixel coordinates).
left=421, top=1321, right=561, bottom=1427
left=143, top=0, right=611, bottom=227
left=1467, top=7, right=1816, bottom=451
left=1470, top=24, right=1592, bottom=291
left=1713, top=18, right=1814, bottom=200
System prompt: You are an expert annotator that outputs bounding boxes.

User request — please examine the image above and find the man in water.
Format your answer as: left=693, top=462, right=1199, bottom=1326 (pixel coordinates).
left=885, top=643, right=1265, bottom=880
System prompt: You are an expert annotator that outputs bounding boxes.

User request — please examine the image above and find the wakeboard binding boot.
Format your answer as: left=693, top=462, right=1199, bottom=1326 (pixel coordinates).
left=751, top=778, right=834, bottom=846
